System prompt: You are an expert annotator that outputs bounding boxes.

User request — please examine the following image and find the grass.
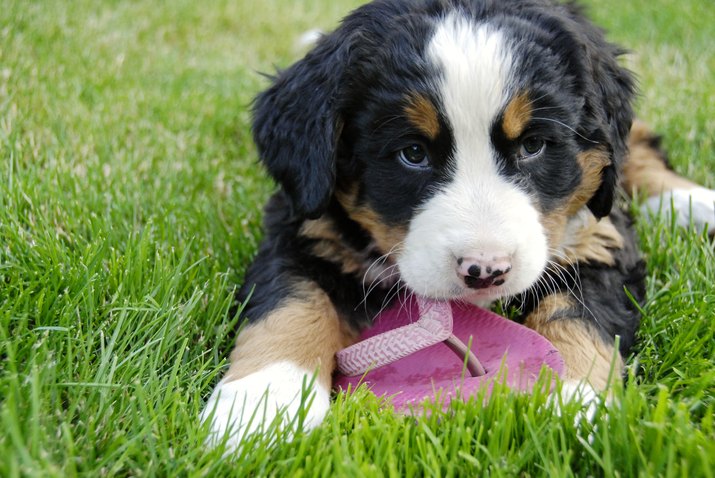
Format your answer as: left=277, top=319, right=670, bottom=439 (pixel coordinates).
left=1, top=0, right=713, bottom=476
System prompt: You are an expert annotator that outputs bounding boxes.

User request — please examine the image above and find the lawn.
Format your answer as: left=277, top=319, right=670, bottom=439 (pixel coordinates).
left=1, top=0, right=713, bottom=476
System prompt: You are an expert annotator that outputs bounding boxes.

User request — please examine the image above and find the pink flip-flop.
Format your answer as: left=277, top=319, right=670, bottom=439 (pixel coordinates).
left=333, top=297, right=564, bottom=410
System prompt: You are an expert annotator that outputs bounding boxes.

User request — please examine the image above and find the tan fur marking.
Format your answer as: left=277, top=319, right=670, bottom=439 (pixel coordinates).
left=348, top=207, right=407, bottom=254
left=335, top=188, right=407, bottom=254
left=544, top=211, right=623, bottom=266
left=405, top=94, right=440, bottom=140
left=300, top=217, right=342, bottom=243
left=224, top=283, right=357, bottom=389
left=300, top=218, right=366, bottom=275
left=541, top=149, right=620, bottom=264
left=502, top=92, right=532, bottom=140
left=311, top=240, right=365, bottom=275
left=541, top=211, right=569, bottom=251
left=560, top=215, right=624, bottom=266
left=524, top=294, right=622, bottom=390
left=568, top=149, right=611, bottom=215
left=623, top=120, right=699, bottom=197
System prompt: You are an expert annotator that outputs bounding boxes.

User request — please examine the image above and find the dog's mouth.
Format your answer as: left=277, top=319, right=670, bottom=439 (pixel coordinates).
left=459, top=287, right=507, bottom=304
left=400, top=280, right=514, bottom=308
left=398, top=255, right=548, bottom=309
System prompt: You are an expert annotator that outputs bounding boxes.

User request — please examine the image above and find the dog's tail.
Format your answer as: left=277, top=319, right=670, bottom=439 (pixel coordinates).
left=625, top=121, right=715, bottom=237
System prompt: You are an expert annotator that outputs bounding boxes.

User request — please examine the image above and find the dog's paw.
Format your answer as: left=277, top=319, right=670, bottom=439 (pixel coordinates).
left=557, top=380, right=600, bottom=422
left=545, top=381, right=602, bottom=429
left=554, top=381, right=608, bottom=445
left=200, top=361, right=330, bottom=453
left=642, top=187, right=715, bottom=235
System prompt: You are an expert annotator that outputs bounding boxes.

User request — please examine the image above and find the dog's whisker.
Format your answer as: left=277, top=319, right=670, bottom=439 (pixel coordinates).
left=397, top=286, right=415, bottom=322
left=543, top=251, right=603, bottom=328
left=360, top=250, right=393, bottom=292
left=531, top=116, right=600, bottom=144
left=362, top=273, right=400, bottom=307
left=369, top=114, right=404, bottom=138
left=527, top=105, right=562, bottom=114
left=362, top=265, right=401, bottom=305
left=372, top=279, right=408, bottom=321
left=358, top=264, right=401, bottom=311
left=362, top=260, right=399, bottom=294
left=359, top=242, right=405, bottom=311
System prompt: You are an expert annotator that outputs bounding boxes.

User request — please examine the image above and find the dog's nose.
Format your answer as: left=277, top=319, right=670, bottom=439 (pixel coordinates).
left=457, top=255, right=512, bottom=289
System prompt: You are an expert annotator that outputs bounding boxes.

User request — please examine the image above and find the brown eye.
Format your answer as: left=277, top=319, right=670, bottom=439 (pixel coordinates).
left=398, top=144, right=430, bottom=168
left=518, top=137, right=545, bottom=159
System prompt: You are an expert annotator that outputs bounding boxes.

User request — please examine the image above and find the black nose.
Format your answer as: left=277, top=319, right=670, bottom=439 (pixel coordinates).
left=457, top=256, right=511, bottom=289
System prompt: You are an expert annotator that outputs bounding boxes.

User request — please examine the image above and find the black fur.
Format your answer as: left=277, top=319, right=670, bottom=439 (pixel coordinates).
left=517, top=209, right=646, bottom=355
left=251, top=34, right=347, bottom=219
left=239, top=0, right=644, bottom=359
left=253, top=0, right=634, bottom=223
left=237, top=192, right=390, bottom=328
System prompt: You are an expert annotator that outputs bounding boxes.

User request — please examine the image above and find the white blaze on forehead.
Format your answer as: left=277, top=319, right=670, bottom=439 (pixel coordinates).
left=428, top=15, right=513, bottom=175
left=397, top=15, right=547, bottom=302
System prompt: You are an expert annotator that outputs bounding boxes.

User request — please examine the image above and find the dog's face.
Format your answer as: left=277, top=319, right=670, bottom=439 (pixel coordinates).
left=253, top=0, right=633, bottom=305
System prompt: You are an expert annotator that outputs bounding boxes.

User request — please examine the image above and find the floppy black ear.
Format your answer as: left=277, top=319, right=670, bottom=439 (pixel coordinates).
left=587, top=49, right=634, bottom=219
left=586, top=162, right=617, bottom=218
left=567, top=8, right=635, bottom=219
left=252, top=33, right=351, bottom=219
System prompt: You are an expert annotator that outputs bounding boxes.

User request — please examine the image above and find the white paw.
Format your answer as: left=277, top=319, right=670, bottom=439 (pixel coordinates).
left=642, top=187, right=715, bottom=235
left=545, top=381, right=602, bottom=434
left=558, top=380, right=600, bottom=423
left=200, top=361, right=330, bottom=453
left=553, top=381, right=605, bottom=444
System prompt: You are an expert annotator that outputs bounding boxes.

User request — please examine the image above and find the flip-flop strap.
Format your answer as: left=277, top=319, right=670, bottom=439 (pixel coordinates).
left=336, top=298, right=453, bottom=377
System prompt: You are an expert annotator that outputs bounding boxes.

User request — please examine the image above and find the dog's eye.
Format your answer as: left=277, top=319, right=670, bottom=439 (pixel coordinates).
left=518, top=137, right=545, bottom=159
left=398, top=144, right=430, bottom=168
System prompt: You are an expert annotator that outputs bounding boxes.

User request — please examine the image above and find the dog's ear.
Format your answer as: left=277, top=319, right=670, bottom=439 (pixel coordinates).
left=586, top=161, right=617, bottom=218
left=586, top=48, right=634, bottom=219
left=568, top=9, right=635, bottom=219
left=252, top=33, right=351, bottom=219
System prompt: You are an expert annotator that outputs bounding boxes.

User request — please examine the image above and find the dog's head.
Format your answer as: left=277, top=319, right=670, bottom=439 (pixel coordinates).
left=252, top=0, right=634, bottom=304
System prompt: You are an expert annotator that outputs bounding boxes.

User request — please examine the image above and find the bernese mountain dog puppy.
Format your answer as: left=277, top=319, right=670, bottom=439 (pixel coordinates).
left=201, top=0, right=715, bottom=450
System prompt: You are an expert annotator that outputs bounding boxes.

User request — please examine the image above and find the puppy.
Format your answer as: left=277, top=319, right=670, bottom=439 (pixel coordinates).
left=201, top=0, right=715, bottom=450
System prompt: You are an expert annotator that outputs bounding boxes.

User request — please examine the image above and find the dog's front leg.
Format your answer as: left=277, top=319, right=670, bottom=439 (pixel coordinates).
left=201, top=282, right=355, bottom=451
left=523, top=293, right=623, bottom=403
